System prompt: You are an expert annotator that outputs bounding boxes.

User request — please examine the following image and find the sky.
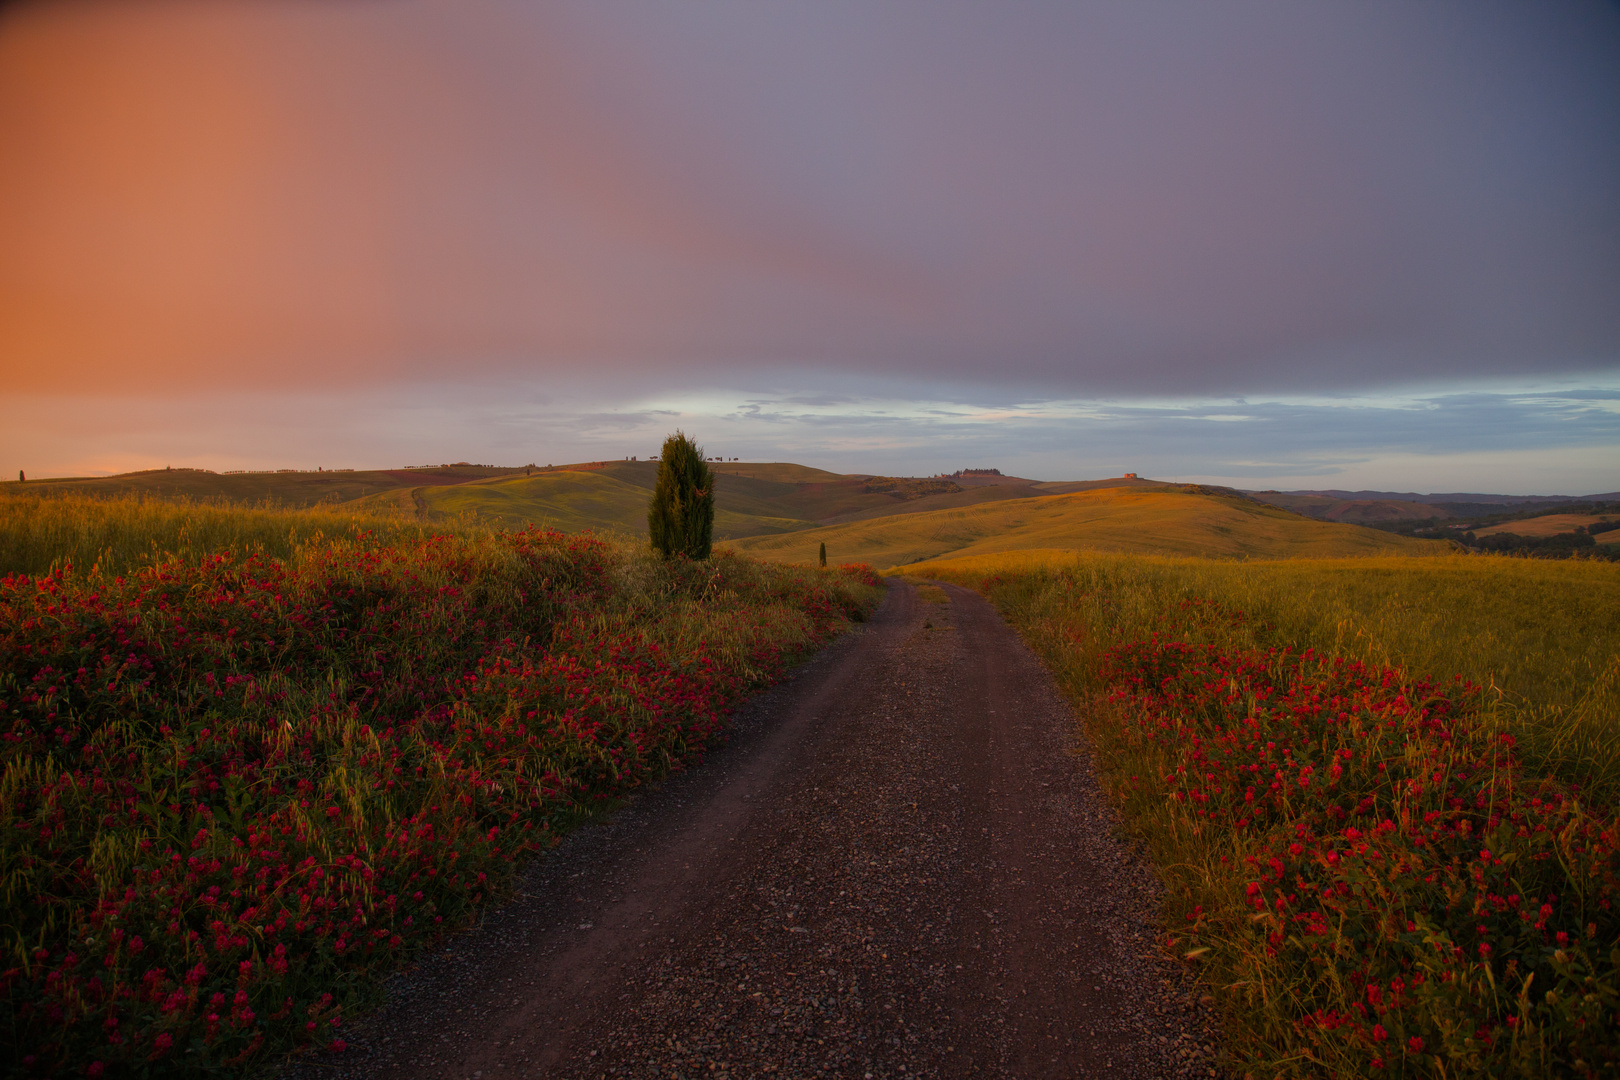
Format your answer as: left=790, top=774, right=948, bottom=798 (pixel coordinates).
left=1, top=0, right=1617, bottom=493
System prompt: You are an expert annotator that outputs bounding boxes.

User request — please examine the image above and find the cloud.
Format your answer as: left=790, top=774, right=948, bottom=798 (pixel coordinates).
left=2, top=2, right=1615, bottom=493
left=6, top=377, right=1615, bottom=495
left=0, top=0, right=1616, bottom=400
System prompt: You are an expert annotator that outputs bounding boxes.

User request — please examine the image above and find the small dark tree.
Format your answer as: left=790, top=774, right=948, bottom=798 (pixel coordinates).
left=648, top=431, right=715, bottom=559
left=819, top=541, right=827, bottom=568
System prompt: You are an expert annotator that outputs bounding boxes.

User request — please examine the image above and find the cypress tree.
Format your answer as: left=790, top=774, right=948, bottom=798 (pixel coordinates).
left=819, top=541, right=826, bottom=568
left=648, top=431, right=715, bottom=559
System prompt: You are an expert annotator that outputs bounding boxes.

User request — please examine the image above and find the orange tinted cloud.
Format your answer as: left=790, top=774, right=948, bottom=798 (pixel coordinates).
left=0, top=1, right=935, bottom=394
left=1, top=1, right=1616, bottom=399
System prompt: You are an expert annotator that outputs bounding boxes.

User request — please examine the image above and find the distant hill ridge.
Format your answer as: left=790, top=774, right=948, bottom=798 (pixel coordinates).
left=1248, top=487, right=1620, bottom=528
left=17, top=464, right=1605, bottom=504
left=728, top=485, right=1441, bottom=566
left=1257, top=488, right=1620, bottom=504
left=10, top=462, right=1604, bottom=562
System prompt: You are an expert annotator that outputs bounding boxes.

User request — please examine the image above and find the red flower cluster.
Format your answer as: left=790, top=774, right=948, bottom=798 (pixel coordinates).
left=1100, top=607, right=1619, bottom=1077
left=0, top=529, right=872, bottom=1076
left=835, top=563, right=884, bottom=588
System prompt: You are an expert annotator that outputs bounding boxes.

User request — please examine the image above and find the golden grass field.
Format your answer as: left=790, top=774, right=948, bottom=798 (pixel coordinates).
left=8, top=464, right=1252, bottom=546
left=0, top=489, right=458, bottom=577
left=5, top=475, right=1453, bottom=580
left=912, top=548, right=1620, bottom=1077
left=11, top=460, right=1483, bottom=573
left=11, top=464, right=528, bottom=507
left=408, top=470, right=817, bottom=539
left=731, top=487, right=1445, bottom=566
left=910, top=549, right=1620, bottom=793
left=0, top=499, right=883, bottom=1076
left=1472, top=512, right=1619, bottom=542
left=8, top=467, right=1617, bottom=1077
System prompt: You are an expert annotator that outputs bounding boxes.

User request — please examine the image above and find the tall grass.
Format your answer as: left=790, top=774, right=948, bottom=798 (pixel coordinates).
left=1, top=505, right=883, bottom=1076
left=0, top=491, right=450, bottom=579
left=914, top=551, right=1620, bottom=1077
left=909, top=551, right=1620, bottom=796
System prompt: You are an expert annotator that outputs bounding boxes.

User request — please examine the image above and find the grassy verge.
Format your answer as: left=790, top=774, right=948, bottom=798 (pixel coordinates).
left=905, top=551, right=1620, bottom=795
left=913, top=552, right=1619, bottom=1078
left=1, top=514, right=882, bottom=1077
left=0, top=491, right=448, bottom=580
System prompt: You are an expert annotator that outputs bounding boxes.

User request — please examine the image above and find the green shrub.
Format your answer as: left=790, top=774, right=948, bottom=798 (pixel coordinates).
left=648, top=432, right=715, bottom=560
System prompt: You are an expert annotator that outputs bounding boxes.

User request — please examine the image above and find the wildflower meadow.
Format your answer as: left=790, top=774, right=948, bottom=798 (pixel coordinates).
left=920, top=553, right=1620, bottom=1079
left=0, top=523, right=881, bottom=1076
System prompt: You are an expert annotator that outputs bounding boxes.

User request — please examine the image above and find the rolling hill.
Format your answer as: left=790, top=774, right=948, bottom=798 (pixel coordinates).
left=13, top=464, right=531, bottom=508
left=5, top=463, right=1461, bottom=562
left=10, top=461, right=1139, bottom=532
left=1247, top=491, right=1456, bottom=523
left=1473, top=513, right=1620, bottom=544
left=349, top=461, right=1113, bottom=540
left=391, top=465, right=1201, bottom=539
left=1248, top=488, right=1620, bottom=525
left=727, top=486, right=1448, bottom=567
left=402, top=467, right=815, bottom=539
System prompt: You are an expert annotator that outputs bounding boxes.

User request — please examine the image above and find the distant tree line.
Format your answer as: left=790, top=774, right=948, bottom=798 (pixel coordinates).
left=1460, top=531, right=1612, bottom=559
left=1376, top=500, right=1620, bottom=533
left=1371, top=501, right=1619, bottom=561
left=1391, top=524, right=1615, bottom=561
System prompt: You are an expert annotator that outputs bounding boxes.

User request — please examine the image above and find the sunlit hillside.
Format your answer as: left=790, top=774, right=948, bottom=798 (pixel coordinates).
left=1247, top=491, right=1454, bottom=523
left=708, top=462, right=849, bottom=484
left=1, top=465, right=1492, bottom=561
left=0, top=490, right=457, bottom=577
left=728, top=486, right=1447, bottom=566
left=402, top=467, right=814, bottom=539
left=465, top=460, right=1037, bottom=537
left=15, top=461, right=1080, bottom=539
left=904, top=549, right=1619, bottom=723
left=1474, top=512, right=1619, bottom=542
left=12, top=464, right=529, bottom=507
left=703, top=462, right=1077, bottom=524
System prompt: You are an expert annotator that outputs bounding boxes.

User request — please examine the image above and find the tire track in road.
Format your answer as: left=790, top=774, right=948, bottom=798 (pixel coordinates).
left=278, top=581, right=1219, bottom=1080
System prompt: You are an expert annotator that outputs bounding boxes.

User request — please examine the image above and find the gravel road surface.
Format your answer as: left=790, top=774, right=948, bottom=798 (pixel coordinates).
left=276, top=581, right=1219, bottom=1079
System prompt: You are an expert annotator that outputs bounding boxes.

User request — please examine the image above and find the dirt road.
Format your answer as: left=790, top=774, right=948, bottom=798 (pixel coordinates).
left=280, top=582, right=1219, bottom=1079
